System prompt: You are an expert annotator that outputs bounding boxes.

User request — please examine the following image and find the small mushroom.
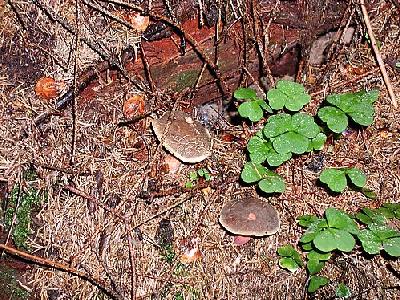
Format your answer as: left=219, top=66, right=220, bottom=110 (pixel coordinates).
left=163, top=154, right=182, bottom=174
left=219, top=196, right=280, bottom=240
left=123, top=93, right=145, bottom=119
left=152, top=111, right=212, bottom=163
left=178, top=238, right=202, bottom=264
left=35, top=77, right=64, bottom=100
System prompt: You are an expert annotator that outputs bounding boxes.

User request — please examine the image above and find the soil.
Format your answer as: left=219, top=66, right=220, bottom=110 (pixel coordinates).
left=0, top=0, right=400, bottom=299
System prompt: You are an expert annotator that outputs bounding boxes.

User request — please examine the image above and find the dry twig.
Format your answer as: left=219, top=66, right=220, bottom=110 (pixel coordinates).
left=359, top=0, right=398, bottom=108
left=63, top=184, right=137, bottom=298
left=311, top=67, right=380, bottom=97
left=0, top=243, right=119, bottom=299
left=63, top=184, right=128, bottom=222
left=124, top=222, right=138, bottom=300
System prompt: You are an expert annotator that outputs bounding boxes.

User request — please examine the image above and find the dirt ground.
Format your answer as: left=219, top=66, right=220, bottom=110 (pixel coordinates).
left=0, top=0, right=400, bottom=299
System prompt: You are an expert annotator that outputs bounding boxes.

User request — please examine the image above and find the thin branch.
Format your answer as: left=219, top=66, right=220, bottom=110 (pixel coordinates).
left=63, top=184, right=128, bottom=222
left=310, top=66, right=380, bottom=97
left=139, top=46, right=156, bottom=93
left=359, top=0, right=398, bottom=108
left=133, top=193, right=192, bottom=229
left=124, top=222, right=137, bottom=300
left=0, top=243, right=119, bottom=299
left=70, top=0, right=80, bottom=165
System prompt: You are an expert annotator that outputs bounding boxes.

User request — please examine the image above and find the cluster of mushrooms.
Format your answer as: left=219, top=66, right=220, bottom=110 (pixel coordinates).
left=152, top=111, right=280, bottom=245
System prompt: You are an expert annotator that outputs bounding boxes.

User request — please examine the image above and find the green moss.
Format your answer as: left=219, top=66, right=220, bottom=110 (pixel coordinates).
left=170, top=69, right=199, bottom=92
left=0, top=265, right=29, bottom=299
left=22, top=167, right=38, bottom=181
left=4, top=185, right=42, bottom=249
left=161, top=244, right=176, bottom=265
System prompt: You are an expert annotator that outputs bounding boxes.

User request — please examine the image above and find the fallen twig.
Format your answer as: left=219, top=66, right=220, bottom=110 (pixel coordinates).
left=133, top=193, right=192, bottom=229
left=359, top=0, right=398, bottom=108
left=310, top=66, right=380, bottom=97
left=70, top=0, right=80, bottom=165
left=63, top=183, right=137, bottom=298
left=63, top=184, right=128, bottom=222
left=124, top=221, right=138, bottom=300
left=0, top=243, right=120, bottom=299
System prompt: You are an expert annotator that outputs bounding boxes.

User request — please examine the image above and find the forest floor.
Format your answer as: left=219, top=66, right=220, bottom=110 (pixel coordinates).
left=0, top=0, right=400, bottom=299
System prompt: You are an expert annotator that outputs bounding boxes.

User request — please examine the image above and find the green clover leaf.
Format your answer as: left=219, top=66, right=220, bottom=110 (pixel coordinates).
left=355, top=208, right=386, bottom=225
left=291, top=113, right=320, bottom=138
left=266, top=151, right=292, bottom=167
left=267, top=80, right=311, bottom=111
left=307, top=250, right=331, bottom=261
left=263, top=113, right=292, bottom=138
left=300, top=219, right=328, bottom=244
left=319, top=167, right=367, bottom=193
left=307, top=259, right=325, bottom=275
left=336, top=283, right=351, bottom=298
left=297, top=215, right=319, bottom=228
left=309, top=133, right=327, bottom=151
left=325, top=90, right=379, bottom=127
left=279, top=257, right=300, bottom=272
left=382, top=203, right=400, bottom=220
left=346, top=167, right=367, bottom=188
left=238, top=101, right=264, bottom=122
left=361, top=188, right=377, bottom=199
left=301, top=242, right=313, bottom=251
left=235, top=87, right=272, bottom=122
left=272, top=132, right=309, bottom=154
left=247, top=136, right=291, bottom=166
left=313, top=228, right=355, bottom=252
left=189, top=171, right=198, bottom=181
left=241, top=162, right=285, bottom=193
left=264, top=113, right=322, bottom=155
left=368, top=224, right=400, bottom=241
left=308, top=276, right=329, bottom=293
left=234, top=87, right=257, bottom=99
left=357, top=229, right=382, bottom=255
left=348, top=102, right=375, bottom=126
left=258, top=172, right=286, bottom=193
left=319, top=168, right=347, bottom=192
left=278, top=245, right=303, bottom=272
left=325, top=208, right=359, bottom=234
left=247, top=136, right=272, bottom=164
left=383, top=237, right=400, bottom=257
left=241, top=162, right=267, bottom=183
left=318, top=106, right=348, bottom=133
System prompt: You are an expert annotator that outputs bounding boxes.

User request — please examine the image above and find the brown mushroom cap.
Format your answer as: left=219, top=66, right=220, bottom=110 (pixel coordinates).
left=152, top=111, right=212, bottom=163
left=219, top=196, right=280, bottom=236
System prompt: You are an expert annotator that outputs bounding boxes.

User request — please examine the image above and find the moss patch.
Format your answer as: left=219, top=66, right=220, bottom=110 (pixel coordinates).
left=168, top=69, right=199, bottom=92
left=0, top=265, right=29, bottom=300
left=4, top=185, right=43, bottom=249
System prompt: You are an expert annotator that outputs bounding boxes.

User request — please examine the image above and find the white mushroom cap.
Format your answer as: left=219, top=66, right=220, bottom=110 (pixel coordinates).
left=219, top=196, right=280, bottom=236
left=152, top=111, right=212, bottom=163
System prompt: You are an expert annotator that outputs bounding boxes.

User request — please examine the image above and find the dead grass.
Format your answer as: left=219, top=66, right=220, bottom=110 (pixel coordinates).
left=0, top=0, right=400, bottom=299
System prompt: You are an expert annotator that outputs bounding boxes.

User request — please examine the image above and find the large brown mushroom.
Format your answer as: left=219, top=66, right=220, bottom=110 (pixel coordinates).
left=219, top=196, right=280, bottom=244
left=151, top=111, right=212, bottom=163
